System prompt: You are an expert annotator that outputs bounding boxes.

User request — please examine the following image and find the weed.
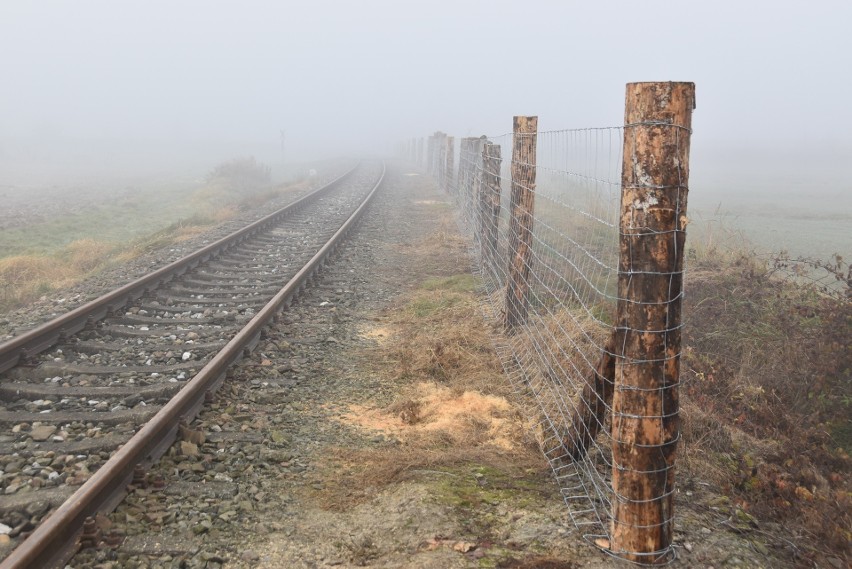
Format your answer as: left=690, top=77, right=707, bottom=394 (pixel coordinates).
left=681, top=249, right=851, bottom=563
left=343, top=534, right=379, bottom=566
left=314, top=273, right=546, bottom=514
left=0, top=176, right=308, bottom=314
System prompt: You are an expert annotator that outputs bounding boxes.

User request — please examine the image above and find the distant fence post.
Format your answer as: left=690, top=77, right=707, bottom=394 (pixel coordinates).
left=445, top=136, right=455, bottom=192
left=434, top=132, right=445, bottom=186
left=504, top=116, right=537, bottom=330
left=480, top=140, right=502, bottom=271
left=439, top=133, right=447, bottom=188
left=426, top=134, right=435, bottom=175
left=457, top=137, right=471, bottom=195
left=610, top=82, right=695, bottom=563
left=428, top=131, right=444, bottom=177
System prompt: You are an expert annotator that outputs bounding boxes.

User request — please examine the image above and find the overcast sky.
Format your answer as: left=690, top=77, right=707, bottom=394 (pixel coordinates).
left=1, top=0, right=850, bottom=193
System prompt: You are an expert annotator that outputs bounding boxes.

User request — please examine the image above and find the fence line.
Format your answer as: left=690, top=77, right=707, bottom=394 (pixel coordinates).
left=410, top=82, right=695, bottom=565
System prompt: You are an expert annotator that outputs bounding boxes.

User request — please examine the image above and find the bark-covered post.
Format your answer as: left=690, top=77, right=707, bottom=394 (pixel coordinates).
left=438, top=133, right=447, bottom=188
left=504, top=116, right=537, bottom=330
left=610, top=82, right=694, bottom=563
left=428, top=131, right=443, bottom=177
left=445, top=136, right=455, bottom=193
left=433, top=132, right=445, bottom=185
left=457, top=138, right=470, bottom=196
left=469, top=136, right=485, bottom=221
left=480, top=141, right=502, bottom=270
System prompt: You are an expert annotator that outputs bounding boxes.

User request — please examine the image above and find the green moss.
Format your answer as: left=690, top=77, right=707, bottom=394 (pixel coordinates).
left=428, top=464, right=549, bottom=522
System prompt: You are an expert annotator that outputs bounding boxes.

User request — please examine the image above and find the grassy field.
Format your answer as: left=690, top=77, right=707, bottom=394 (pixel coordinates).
left=0, top=173, right=311, bottom=313
left=0, top=183, right=200, bottom=258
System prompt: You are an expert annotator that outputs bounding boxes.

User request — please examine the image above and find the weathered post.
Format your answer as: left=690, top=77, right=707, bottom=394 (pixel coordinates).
left=432, top=132, right=444, bottom=184
left=457, top=138, right=470, bottom=195
left=610, top=82, right=694, bottom=563
left=468, top=137, right=485, bottom=224
left=480, top=141, right=502, bottom=271
left=504, top=116, right=537, bottom=330
left=445, top=136, right=455, bottom=192
left=437, top=133, right=447, bottom=188
left=428, top=131, right=443, bottom=177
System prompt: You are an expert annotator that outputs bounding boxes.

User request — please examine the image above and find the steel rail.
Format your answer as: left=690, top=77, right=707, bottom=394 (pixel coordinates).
left=0, top=163, right=360, bottom=374
left=0, top=161, right=386, bottom=569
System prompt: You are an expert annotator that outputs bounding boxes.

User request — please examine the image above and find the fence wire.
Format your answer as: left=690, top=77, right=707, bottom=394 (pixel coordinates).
left=416, top=126, right=682, bottom=563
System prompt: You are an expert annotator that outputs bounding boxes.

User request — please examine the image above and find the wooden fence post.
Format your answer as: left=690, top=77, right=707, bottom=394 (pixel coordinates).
left=480, top=140, right=502, bottom=270
left=434, top=132, right=445, bottom=185
left=445, top=136, right=455, bottom=192
left=610, top=82, right=695, bottom=563
left=428, top=131, right=443, bottom=177
left=457, top=138, right=471, bottom=195
left=504, top=116, right=537, bottom=330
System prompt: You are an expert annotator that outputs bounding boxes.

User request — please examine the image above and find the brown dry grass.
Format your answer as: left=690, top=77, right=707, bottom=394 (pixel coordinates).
left=314, top=274, right=545, bottom=512
left=0, top=180, right=310, bottom=314
left=680, top=252, right=851, bottom=565
left=0, top=240, right=111, bottom=310
left=507, top=301, right=612, bottom=425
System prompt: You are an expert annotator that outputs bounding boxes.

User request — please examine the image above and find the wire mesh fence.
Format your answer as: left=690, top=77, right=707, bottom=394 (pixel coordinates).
left=453, top=126, right=625, bottom=553
left=409, top=83, right=696, bottom=564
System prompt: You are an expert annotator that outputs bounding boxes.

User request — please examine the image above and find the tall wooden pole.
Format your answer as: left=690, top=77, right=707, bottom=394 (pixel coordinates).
left=457, top=138, right=471, bottom=195
left=504, top=116, right=537, bottom=330
left=480, top=141, right=502, bottom=271
left=610, top=82, right=694, bottom=563
left=435, top=132, right=446, bottom=186
left=445, top=136, right=455, bottom=193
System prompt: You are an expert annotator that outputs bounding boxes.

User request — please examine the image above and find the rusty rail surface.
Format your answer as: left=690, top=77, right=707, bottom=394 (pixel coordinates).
left=0, top=163, right=359, bottom=375
left=0, top=162, right=385, bottom=569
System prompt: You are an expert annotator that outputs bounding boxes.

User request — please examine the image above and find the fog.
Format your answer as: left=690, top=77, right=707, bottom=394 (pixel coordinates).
left=1, top=0, right=851, bottom=219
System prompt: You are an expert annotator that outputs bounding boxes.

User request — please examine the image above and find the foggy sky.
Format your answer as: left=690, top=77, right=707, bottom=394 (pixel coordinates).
left=1, top=0, right=850, bottom=192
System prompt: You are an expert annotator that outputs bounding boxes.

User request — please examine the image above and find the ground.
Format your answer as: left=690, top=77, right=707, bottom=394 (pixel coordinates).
left=150, top=167, right=782, bottom=567
left=30, top=164, right=813, bottom=568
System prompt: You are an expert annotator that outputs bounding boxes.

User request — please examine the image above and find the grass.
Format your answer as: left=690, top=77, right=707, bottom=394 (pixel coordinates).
left=462, top=172, right=850, bottom=564
left=0, top=178, right=310, bottom=314
left=679, top=246, right=851, bottom=565
left=315, top=272, right=547, bottom=514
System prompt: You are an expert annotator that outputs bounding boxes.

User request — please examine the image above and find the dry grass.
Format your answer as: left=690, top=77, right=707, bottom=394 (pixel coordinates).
left=314, top=274, right=545, bottom=512
left=0, top=179, right=310, bottom=314
left=680, top=251, right=851, bottom=564
left=0, top=241, right=111, bottom=310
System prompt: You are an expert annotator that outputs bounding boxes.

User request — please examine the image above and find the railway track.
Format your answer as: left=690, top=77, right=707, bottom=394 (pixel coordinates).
left=0, top=161, right=385, bottom=568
